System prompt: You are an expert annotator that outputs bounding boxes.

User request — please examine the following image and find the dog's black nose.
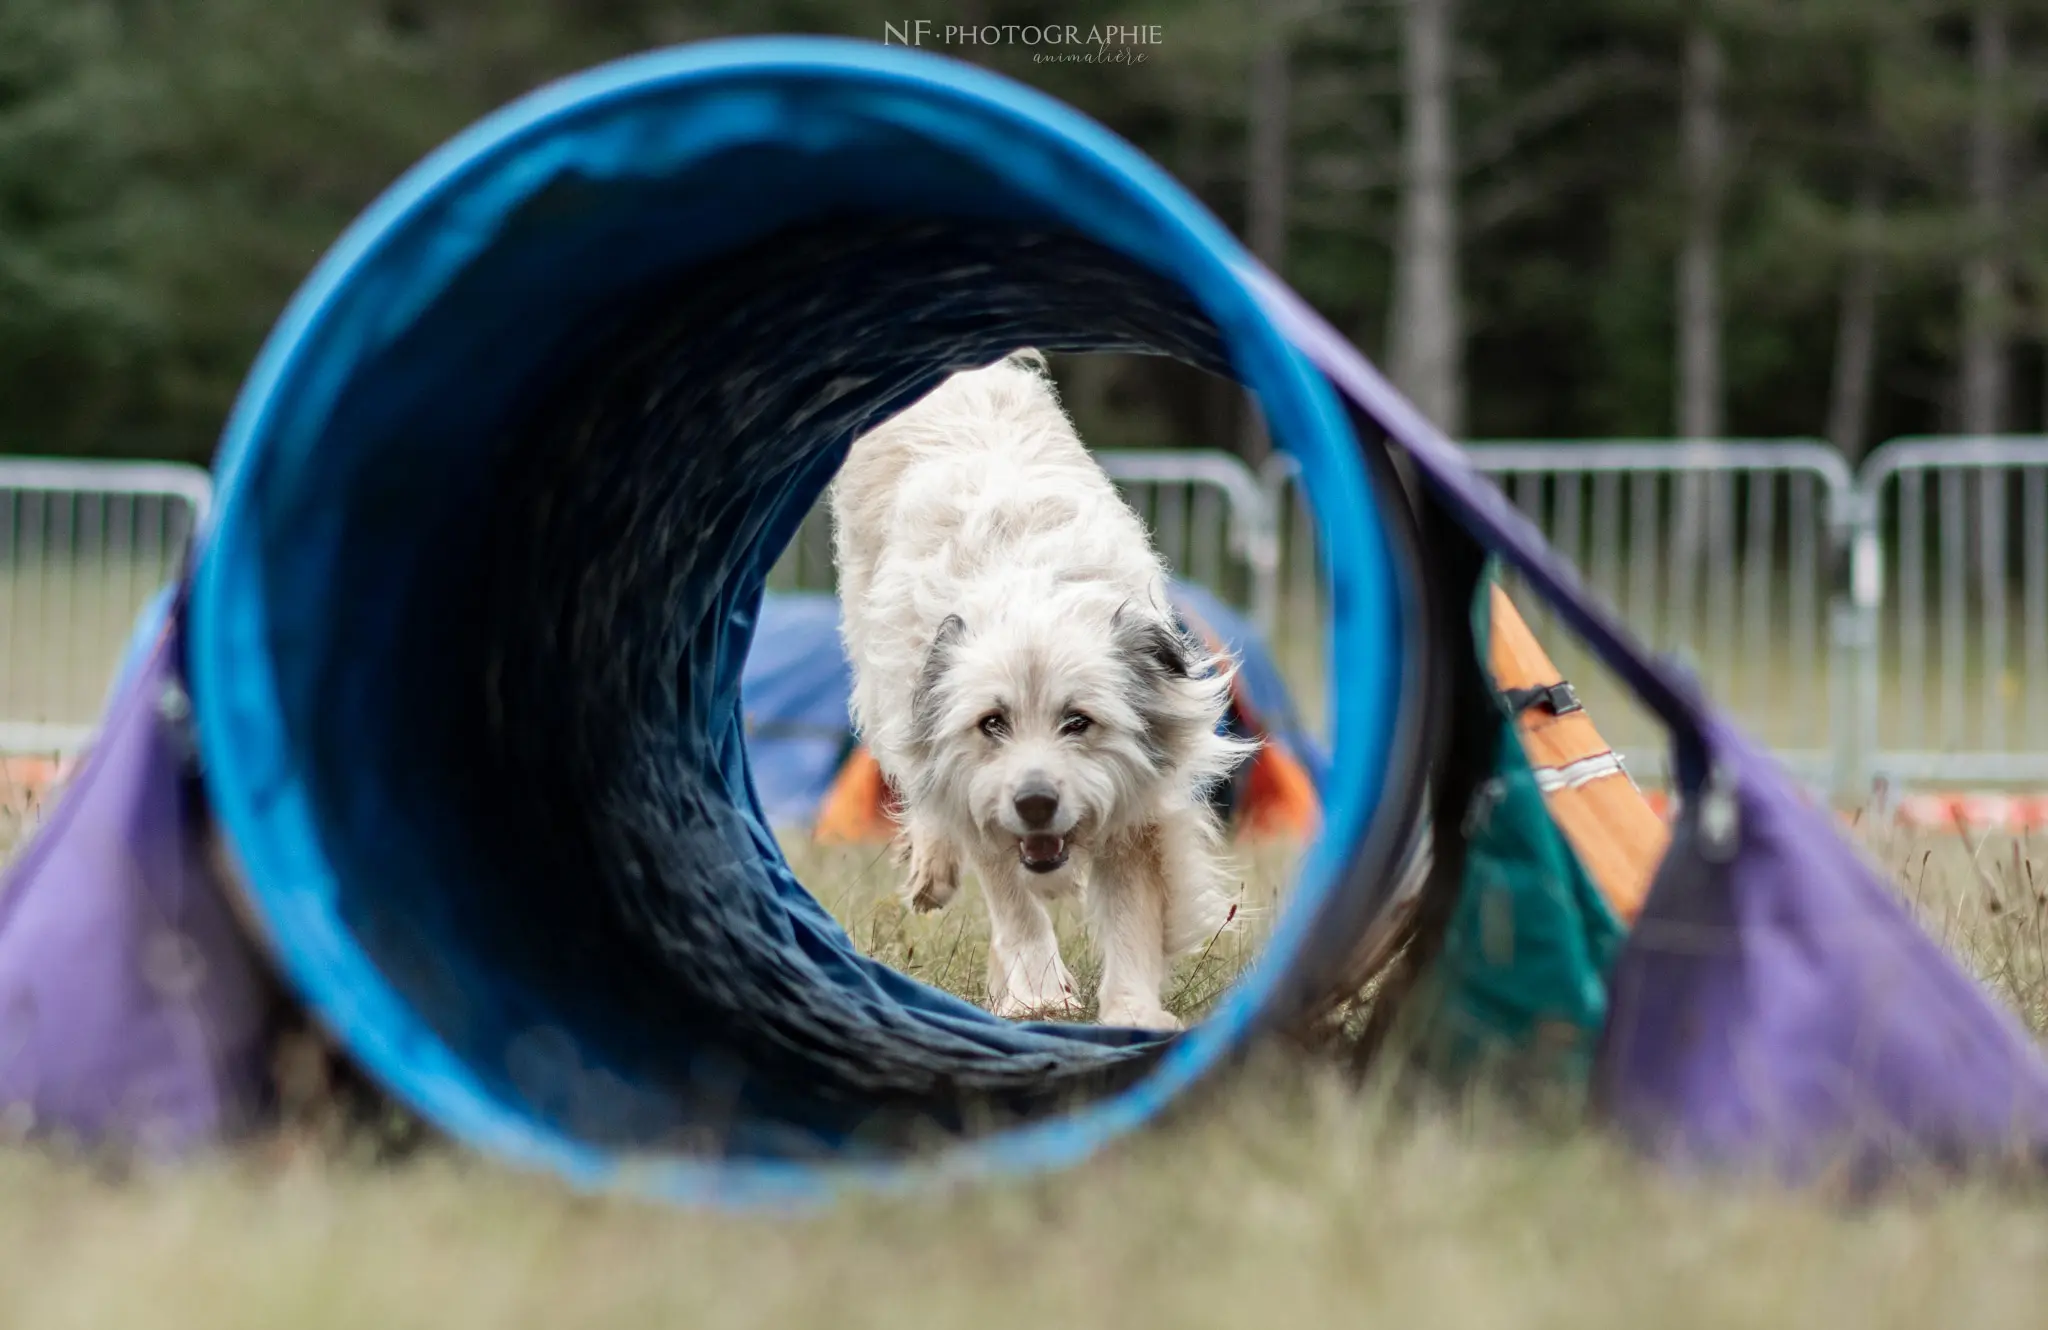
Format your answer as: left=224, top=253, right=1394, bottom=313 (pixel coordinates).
left=1013, top=780, right=1059, bottom=830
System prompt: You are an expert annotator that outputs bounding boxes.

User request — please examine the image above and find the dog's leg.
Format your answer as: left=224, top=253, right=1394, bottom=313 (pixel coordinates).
left=977, top=853, right=1077, bottom=1020
left=898, top=816, right=961, bottom=914
left=1085, top=825, right=1181, bottom=1031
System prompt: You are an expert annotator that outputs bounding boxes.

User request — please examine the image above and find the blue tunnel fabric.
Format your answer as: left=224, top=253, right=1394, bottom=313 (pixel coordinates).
left=185, top=38, right=1409, bottom=1204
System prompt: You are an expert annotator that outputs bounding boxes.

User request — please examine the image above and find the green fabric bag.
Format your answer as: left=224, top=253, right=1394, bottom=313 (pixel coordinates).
left=1401, top=571, right=1629, bottom=1095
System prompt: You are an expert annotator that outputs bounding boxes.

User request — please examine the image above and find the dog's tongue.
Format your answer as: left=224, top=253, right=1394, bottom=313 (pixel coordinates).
left=1021, top=833, right=1065, bottom=864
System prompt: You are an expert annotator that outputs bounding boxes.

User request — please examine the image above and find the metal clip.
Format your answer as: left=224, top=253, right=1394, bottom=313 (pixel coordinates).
left=157, top=680, right=199, bottom=770
left=1462, top=777, right=1507, bottom=840
left=1696, top=761, right=1741, bottom=864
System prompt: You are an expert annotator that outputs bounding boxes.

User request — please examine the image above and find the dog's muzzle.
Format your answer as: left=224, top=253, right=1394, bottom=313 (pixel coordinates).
left=1012, top=777, right=1069, bottom=872
left=1017, top=832, right=1068, bottom=873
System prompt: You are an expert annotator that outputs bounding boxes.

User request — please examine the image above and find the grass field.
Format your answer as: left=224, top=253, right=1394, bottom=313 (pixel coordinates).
left=4, top=550, right=2048, bottom=1326
left=781, top=837, right=1308, bottom=1024
left=3, top=784, right=2048, bottom=1329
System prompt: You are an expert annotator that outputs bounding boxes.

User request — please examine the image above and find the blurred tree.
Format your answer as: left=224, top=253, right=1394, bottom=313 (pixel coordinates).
left=1388, top=0, right=1462, bottom=434
left=1676, top=8, right=1726, bottom=440
left=1961, top=0, right=2013, bottom=435
left=0, top=0, right=171, bottom=457
left=1239, top=20, right=1291, bottom=460
left=6, top=0, right=2048, bottom=466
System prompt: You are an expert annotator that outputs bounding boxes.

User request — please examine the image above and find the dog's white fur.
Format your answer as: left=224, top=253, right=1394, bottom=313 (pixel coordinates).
left=829, top=350, right=1254, bottom=1030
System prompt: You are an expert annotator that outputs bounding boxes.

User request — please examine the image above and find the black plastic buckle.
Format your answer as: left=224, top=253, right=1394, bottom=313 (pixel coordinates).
left=1504, top=680, right=1583, bottom=718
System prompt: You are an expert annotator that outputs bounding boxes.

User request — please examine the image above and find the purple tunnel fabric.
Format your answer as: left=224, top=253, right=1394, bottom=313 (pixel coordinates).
left=0, top=599, right=278, bottom=1155
left=1250, top=270, right=2048, bottom=1186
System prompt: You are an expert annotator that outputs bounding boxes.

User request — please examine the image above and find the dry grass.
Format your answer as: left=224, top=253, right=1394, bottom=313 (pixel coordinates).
left=781, top=835, right=1305, bottom=1025
left=0, top=755, right=58, bottom=849
left=4, top=813, right=2048, bottom=1327
left=1870, top=824, right=2048, bottom=1034
left=12, top=1080, right=2048, bottom=1330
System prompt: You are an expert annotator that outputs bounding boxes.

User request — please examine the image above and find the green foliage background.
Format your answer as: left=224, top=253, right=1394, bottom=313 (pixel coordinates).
left=2, top=0, right=2042, bottom=463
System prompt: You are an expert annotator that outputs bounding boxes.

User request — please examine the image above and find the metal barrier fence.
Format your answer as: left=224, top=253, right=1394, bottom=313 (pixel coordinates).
left=1265, top=435, right=2048, bottom=795
left=1850, top=437, right=2048, bottom=786
left=0, top=458, right=212, bottom=756
left=8, top=438, right=2048, bottom=796
left=1261, top=442, right=1864, bottom=786
left=766, top=451, right=1280, bottom=632
left=1468, top=441, right=1854, bottom=789
left=686, top=437, right=2048, bottom=794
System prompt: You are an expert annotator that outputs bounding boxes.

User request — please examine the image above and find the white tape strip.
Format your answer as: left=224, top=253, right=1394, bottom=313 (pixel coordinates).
left=1530, top=751, right=1628, bottom=794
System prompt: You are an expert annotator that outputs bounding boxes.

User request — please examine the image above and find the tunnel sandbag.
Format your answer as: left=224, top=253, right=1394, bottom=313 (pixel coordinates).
left=177, top=38, right=1419, bottom=1200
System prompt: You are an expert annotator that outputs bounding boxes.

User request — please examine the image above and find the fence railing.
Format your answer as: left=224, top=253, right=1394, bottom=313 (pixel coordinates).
left=1264, top=434, right=2048, bottom=795
left=766, top=451, right=1281, bottom=634
left=0, top=458, right=212, bottom=755
left=1850, top=437, right=2048, bottom=786
left=10, top=438, right=2048, bottom=797
left=1095, top=450, right=1279, bottom=636
left=1464, top=440, right=1855, bottom=789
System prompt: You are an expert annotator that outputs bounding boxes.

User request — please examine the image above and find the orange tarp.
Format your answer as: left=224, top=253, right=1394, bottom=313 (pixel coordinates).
left=813, top=746, right=898, bottom=845
left=1181, top=603, right=1318, bottom=841
left=0, top=754, right=71, bottom=808
left=1236, top=739, right=1319, bottom=840
left=1485, top=585, right=1666, bottom=924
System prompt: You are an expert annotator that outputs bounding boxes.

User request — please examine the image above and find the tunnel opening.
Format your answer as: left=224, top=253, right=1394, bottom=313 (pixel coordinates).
left=184, top=40, right=1415, bottom=1197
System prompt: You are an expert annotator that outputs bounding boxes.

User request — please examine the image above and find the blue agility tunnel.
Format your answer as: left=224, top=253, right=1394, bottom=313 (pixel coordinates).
left=11, top=34, right=2048, bottom=1208
left=181, top=36, right=1417, bottom=1202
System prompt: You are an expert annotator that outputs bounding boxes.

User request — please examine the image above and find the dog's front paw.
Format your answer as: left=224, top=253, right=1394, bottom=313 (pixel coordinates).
left=988, top=946, right=1078, bottom=1019
left=991, top=986, right=1079, bottom=1021
left=908, top=876, right=956, bottom=914
left=1097, top=998, right=1182, bottom=1032
left=901, top=841, right=960, bottom=914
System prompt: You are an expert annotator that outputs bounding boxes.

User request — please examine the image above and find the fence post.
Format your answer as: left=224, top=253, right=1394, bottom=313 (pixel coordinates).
left=1245, top=473, right=1282, bottom=642
left=0, top=458, right=213, bottom=756
left=1828, top=478, right=1882, bottom=801
left=1255, top=452, right=1302, bottom=648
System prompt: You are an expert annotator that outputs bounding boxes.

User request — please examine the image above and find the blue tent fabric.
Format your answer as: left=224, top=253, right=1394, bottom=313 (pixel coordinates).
left=739, top=592, right=857, bottom=826
left=739, top=582, right=1323, bottom=828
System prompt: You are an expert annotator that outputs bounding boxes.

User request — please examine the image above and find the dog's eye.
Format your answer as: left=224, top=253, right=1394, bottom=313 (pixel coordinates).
left=1059, top=712, right=1093, bottom=736
left=978, top=712, right=1009, bottom=739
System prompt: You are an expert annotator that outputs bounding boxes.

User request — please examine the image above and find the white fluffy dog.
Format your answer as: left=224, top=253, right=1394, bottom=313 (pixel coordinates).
left=828, top=350, right=1255, bottom=1030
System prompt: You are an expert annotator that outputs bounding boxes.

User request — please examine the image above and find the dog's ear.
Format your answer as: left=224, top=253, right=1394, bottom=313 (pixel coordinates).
left=1111, top=603, right=1194, bottom=682
left=1111, top=604, right=1216, bottom=772
left=911, top=614, right=968, bottom=742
